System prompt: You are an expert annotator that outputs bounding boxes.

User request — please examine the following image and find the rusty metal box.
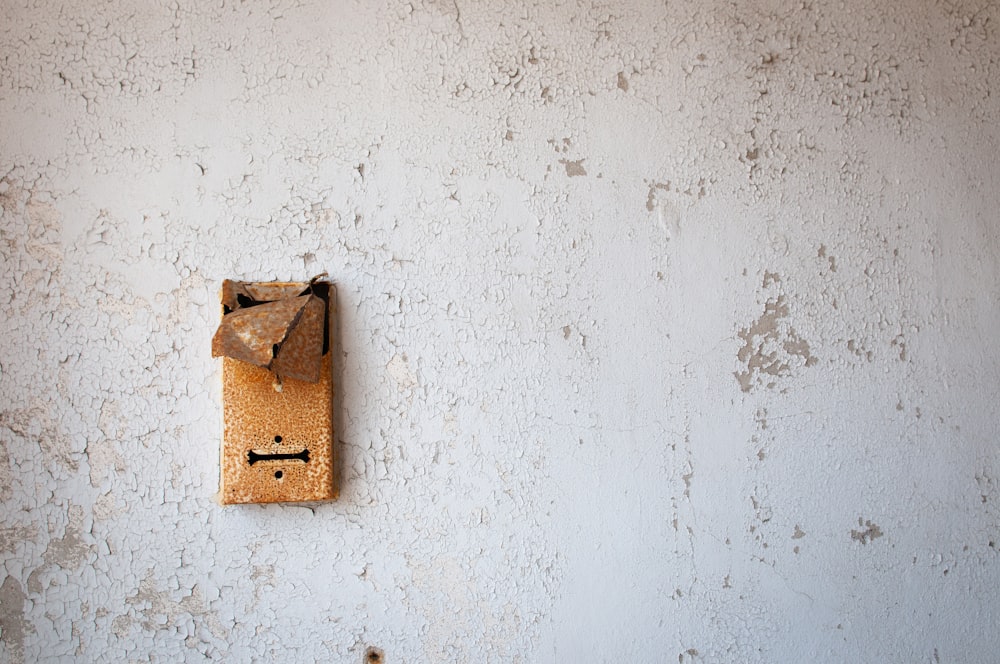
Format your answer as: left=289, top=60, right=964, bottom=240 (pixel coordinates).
left=212, top=279, right=337, bottom=504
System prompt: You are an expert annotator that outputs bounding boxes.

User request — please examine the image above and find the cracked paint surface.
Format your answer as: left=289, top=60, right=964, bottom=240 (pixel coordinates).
left=1, top=0, right=999, bottom=661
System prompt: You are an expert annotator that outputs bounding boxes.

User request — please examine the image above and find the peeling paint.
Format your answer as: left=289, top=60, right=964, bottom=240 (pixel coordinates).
left=735, top=295, right=817, bottom=392
left=559, top=158, right=587, bottom=177
left=851, top=519, right=884, bottom=545
left=27, top=504, right=93, bottom=594
left=122, top=570, right=228, bottom=642
left=1, top=0, right=999, bottom=661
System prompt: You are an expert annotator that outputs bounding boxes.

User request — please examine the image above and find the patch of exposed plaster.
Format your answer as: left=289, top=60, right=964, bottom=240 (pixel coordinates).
left=87, top=400, right=127, bottom=488
left=386, top=353, right=418, bottom=390
left=0, top=576, right=28, bottom=664
left=559, top=158, right=587, bottom=177
left=121, top=570, right=227, bottom=642
left=851, top=519, right=884, bottom=545
left=27, top=504, right=93, bottom=593
left=646, top=181, right=670, bottom=211
left=0, top=439, right=13, bottom=504
left=0, top=527, right=36, bottom=555
left=0, top=404, right=78, bottom=472
left=735, top=294, right=818, bottom=393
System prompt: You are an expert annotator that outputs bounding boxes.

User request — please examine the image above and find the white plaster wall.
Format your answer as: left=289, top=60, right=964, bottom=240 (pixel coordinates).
left=1, top=0, right=998, bottom=661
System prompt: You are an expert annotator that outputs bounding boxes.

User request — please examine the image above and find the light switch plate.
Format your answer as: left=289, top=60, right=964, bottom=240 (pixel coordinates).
left=216, top=280, right=337, bottom=504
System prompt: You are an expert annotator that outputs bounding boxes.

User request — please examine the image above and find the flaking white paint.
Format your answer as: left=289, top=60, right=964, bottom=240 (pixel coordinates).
left=1, top=0, right=999, bottom=661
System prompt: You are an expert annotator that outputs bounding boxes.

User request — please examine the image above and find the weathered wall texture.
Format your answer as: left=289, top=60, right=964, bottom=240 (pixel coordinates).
left=1, top=0, right=999, bottom=661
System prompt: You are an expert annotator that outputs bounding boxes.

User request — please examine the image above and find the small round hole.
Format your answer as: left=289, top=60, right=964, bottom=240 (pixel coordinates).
left=274, top=435, right=282, bottom=443
left=274, top=470, right=283, bottom=479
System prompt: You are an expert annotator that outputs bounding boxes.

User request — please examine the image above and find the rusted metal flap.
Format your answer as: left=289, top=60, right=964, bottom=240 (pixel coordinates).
left=221, top=280, right=309, bottom=312
left=221, top=280, right=257, bottom=312
left=213, top=276, right=330, bottom=384
left=211, top=295, right=310, bottom=369
left=244, top=282, right=308, bottom=302
left=269, top=294, right=325, bottom=383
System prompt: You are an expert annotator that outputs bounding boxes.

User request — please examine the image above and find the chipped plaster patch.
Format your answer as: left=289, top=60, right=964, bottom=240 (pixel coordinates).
left=735, top=294, right=818, bottom=393
left=1, top=404, right=78, bottom=473
left=386, top=353, right=417, bottom=390
left=851, top=519, right=884, bottom=545
left=27, top=504, right=93, bottom=594
left=0, top=526, right=36, bottom=555
left=559, top=158, right=587, bottom=177
left=122, top=570, right=227, bottom=641
left=0, top=576, right=29, bottom=664
left=88, top=402, right=126, bottom=488
left=0, top=438, right=13, bottom=504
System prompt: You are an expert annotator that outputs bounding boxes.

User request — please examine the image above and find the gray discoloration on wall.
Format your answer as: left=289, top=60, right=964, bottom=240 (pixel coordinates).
left=1, top=0, right=999, bottom=660
left=0, top=576, right=28, bottom=664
